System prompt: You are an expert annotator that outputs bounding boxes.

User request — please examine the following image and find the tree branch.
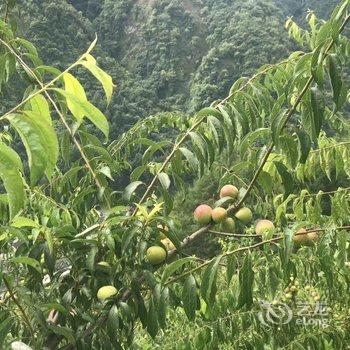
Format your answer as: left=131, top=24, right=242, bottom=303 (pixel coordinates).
left=166, top=225, right=350, bottom=285
left=132, top=56, right=303, bottom=216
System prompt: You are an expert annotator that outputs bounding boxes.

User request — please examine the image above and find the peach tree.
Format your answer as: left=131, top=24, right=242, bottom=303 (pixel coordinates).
left=0, top=0, right=350, bottom=349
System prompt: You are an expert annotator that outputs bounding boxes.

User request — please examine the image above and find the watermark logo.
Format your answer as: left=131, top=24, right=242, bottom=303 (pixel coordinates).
left=258, top=300, right=329, bottom=328
left=258, top=300, right=293, bottom=326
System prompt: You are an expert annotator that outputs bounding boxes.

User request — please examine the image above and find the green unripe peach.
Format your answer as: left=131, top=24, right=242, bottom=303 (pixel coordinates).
left=146, top=246, right=166, bottom=265
left=293, top=228, right=309, bottom=245
left=235, top=207, right=253, bottom=224
left=211, top=207, right=227, bottom=223
left=220, top=185, right=238, bottom=199
left=194, top=205, right=213, bottom=225
left=221, top=218, right=236, bottom=233
left=255, top=219, right=275, bottom=236
left=97, top=285, right=118, bottom=301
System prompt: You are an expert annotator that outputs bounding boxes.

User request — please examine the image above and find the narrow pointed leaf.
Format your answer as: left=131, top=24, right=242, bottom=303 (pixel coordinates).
left=80, top=54, right=114, bottom=104
left=182, top=275, right=197, bottom=321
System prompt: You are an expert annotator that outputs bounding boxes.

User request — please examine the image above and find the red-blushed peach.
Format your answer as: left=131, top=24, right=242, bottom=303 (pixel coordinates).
left=194, top=204, right=213, bottom=225
left=220, top=185, right=239, bottom=199
left=212, top=207, right=228, bottom=223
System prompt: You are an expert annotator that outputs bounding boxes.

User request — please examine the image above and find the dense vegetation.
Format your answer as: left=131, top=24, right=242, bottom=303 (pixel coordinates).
left=0, top=0, right=350, bottom=349
left=10, top=0, right=340, bottom=137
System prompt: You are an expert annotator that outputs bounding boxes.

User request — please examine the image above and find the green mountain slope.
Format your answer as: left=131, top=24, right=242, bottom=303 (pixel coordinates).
left=15, top=0, right=335, bottom=137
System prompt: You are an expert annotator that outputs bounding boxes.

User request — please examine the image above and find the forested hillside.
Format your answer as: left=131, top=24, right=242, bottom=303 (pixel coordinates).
left=16, top=0, right=337, bottom=137
left=1, top=0, right=350, bottom=348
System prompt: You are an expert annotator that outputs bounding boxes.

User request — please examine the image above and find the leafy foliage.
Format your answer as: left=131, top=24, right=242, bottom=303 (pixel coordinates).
left=0, top=1, right=350, bottom=349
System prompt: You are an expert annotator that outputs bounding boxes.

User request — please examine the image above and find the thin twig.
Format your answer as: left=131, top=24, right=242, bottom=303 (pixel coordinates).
left=310, top=140, right=350, bottom=153
left=209, top=230, right=260, bottom=238
left=303, top=186, right=350, bottom=198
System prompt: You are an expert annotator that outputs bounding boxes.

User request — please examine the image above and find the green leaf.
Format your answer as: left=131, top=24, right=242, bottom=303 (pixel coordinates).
left=279, top=134, right=299, bottom=168
left=16, top=38, right=39, bottom=57
left=271, top=109, right=287, bottom=146
left=29, top=94, right=51, bottom=125
left=107, top=305, right=119, bottom=343
left=11, top=216, right=39, bottom=228
left=98, top=166, right=113, bottom=180
left=24, top=111, right=59, bottom=180
left=0, top=318, right=13, bottom=347
left=240, top=128, right=270, bottom=158
left=48, top=325, right=76, bottom=345
left=214, top=196, right=235, bottom=208
left=310, top=45, right=324, bottom=86
left=328, top=55, right=343, bottom=111
left=53, top=88, right=109, bottom=139
left=200, top=257, right=221, bottom=305
left=40, top=303, right=69, bottom=316
left=63, top=72, right=87, bottom=122
left=86, top=246, right=98, bottom=272
left=123, top=181, right=144, bottom=201
left=283, top=227, right=295, bottom=268
left=0, top=143, right=25, bottom=219
left=179, top=147, right=198, bottom=172
left=158, top=287, right=169, bottom=329
left=11, top=257, right=42, bottom=274
left=297, top=130, right=311, bottom=164
left=147, top=297, right=158, bottom=339
left=153, top=285, right=168, bottom=330
left=182, top=275, right=197, bottom=321
left=142, top=141, right=170, bottom=164
left=226, top=255, right=236, bottom=285
left=157, top=172, right=170, bottom=190
left=121, top=228, right=138, bottom=253
left=8, top=113, right=47, bottom=185
left=131, top=165, right=148, bottom=182
left=161, top=257, right=195, bottom=285
left=237, top=253, right=254, bottom=308
left=196, top=107, right=222, bottom=120
left=310, top=87, right=325, bottom=140
left=274, top=161, right=294, bottom=197
left=189, top=132, right=208, bottom=164
left=80, top=54, right=114, bottom=104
